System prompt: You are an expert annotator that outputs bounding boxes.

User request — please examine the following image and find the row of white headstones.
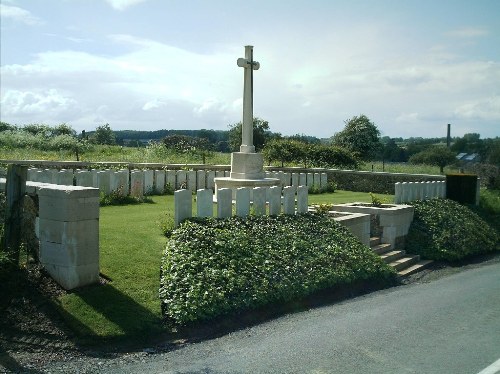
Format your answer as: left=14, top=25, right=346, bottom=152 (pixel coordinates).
left=24, top=167, right=329, bottom=197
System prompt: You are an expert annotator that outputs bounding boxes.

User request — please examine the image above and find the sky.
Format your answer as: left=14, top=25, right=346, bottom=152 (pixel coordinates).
left=1, top=0, right=499, bottom=140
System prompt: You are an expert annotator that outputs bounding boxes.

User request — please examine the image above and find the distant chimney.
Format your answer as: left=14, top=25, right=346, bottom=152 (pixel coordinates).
left=446, top=124, right=451, bottom=147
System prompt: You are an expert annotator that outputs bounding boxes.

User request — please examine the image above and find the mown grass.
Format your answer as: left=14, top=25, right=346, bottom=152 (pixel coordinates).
left=54, top=191, right=390, bottom=343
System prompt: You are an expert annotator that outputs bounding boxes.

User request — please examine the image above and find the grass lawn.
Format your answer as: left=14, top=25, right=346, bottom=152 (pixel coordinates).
left=55, top=190, right=392, bottom=344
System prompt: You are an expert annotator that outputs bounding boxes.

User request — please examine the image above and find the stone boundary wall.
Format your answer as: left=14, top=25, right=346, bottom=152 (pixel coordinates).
left=175, top=186, right=309, bottom=227
left=1, top=160, right=446, bottom=195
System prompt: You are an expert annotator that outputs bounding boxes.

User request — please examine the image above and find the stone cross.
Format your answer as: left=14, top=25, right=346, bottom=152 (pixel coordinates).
left=237, top=45, right=260, bottom=154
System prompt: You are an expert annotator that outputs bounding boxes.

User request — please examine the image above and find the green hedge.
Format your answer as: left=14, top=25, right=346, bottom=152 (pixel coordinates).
left=406, top=199, right=499, bottom=261
left=159, top=214, right=395, bottom=325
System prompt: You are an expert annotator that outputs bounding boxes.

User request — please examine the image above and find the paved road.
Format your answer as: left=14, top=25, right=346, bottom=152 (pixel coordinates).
left=49, top=261, right=500, bottom=374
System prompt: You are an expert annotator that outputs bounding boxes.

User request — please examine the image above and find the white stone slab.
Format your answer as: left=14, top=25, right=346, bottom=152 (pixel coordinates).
left=174, top=189, right=192, bottom=226
left=143, top=169, right=154, bottom=195
left=97, top=170, right=111, bottom=195
left=206, top=170, right=216, bottom=191
left=297, top=185, right=308, bottom=213
left=236, top=187, right=251, bottom=217
left=197, top=189, right=213, bottom=218
left=187, top=170, right=197, bottom=192
left=38, top=186, right=99, bottom=222
left=268, top=186, right=281, bottom=215
left=252, top=187, right=266, bottom=215
left=197, top=170, right=206, bottom=190
left=130, top=170, right=144, bottom=198
left=154, top=170, right=166, bottom=194
left=217, top=188, right=232, bottom=218
left=282, top=186, right=295, bottom=215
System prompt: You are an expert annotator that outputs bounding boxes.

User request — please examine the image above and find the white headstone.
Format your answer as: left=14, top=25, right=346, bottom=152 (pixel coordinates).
left=143, top=169, right=154, bottom=195
left=130, top=170, right=144, bottom=198
left=206, top=170, right=216, bottom=191
left=155, top=169, right=166, bottom=194
left=187, top=170, right=197, bottom=192
left=252, top=187, right=266, bottom=215
left=217, top=188, right=233, bottom=218
left=298, top=173, right=306, bottom=187
left=268, top=186, right=281, bottom=215
left=176, top=170, right=187, bottom=189
left=197, top=170, right=206, bottom=190
left=174, top=189, right=192, bottom=227
left=166, top=170, right=176, bottom=191
left=197, top=189, right=213, bottom=218
left=297, top=185, right=308, bottom=213
left=236, top=187, right=251, bottom=217
left=291, top=173, right=299, bottom=187
left=282, top=186, right=295, bottom=215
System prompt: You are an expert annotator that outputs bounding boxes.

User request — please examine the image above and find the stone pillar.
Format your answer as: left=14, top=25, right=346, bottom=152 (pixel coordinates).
left=196, top=189, right=213, bottom=218
left=38, top=185, right=100, bottom=290
left=174, top=189, right=192, bottom=227
left=236, top=187, right=251, bottom=217
left=268, top=186, right=281, bottom=216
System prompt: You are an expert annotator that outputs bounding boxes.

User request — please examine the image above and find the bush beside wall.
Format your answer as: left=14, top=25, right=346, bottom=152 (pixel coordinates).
left=406, top=199, right=499, bottom=261
left=159, top=214, right=395, bottom=325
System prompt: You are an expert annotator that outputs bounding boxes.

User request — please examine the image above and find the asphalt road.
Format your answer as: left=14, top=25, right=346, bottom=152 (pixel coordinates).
left=47, top=261, right=500, bottom=374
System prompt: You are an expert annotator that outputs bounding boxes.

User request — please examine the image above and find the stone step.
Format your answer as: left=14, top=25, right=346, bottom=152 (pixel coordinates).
left=397, top=260, right=434, bottom=278
left=372, top=243, right=392, bottom=255
left=389, top=255, right=421, bottom=271
left=370, top=237, right=381, bottom=247
left=380, top=250, right=406, bottom=264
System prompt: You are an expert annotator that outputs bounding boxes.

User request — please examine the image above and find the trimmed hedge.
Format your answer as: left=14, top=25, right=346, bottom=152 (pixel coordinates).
left=406, top=199, right=499, bottom=261
left=159, top=214, right=395, bottom=325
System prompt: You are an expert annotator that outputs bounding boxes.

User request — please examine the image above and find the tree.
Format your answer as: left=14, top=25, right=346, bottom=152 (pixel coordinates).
left=331, top=115, right=381, bottom=161
left=53, top=123, right=76, bottom=137
left=409, top=146, right=457, bottom=173
left=262, top=139, right=306, bottom=167
left=162, top=134, right=214, bottom=164
left=310, top=145, right=359, bottom=169
left=228, top=117, right=276, bottom=152
left=92, top=124, right=116, bottom=145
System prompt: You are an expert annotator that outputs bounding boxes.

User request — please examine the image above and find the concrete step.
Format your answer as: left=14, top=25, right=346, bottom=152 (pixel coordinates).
left=370, top=237, right=381, bottom=247
left=380, top=250, right=406, bottom=264
left=372, top=243, right=392, bottom=255
left=397, top=260, right=434, bottom=278
left=389, top=255, right=421, bottom=272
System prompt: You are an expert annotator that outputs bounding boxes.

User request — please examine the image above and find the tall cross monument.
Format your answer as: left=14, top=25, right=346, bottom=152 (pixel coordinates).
left=214, top=45, right=280, bottom=199
left=237, top=45, right=260, bottom=153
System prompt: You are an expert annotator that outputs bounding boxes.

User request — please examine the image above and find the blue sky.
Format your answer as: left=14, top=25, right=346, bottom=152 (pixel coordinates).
left=1, top=0, right=499, bottom=139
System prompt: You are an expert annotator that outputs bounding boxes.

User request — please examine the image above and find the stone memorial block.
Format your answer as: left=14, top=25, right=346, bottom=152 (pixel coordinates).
left=197, top=170, right=206, bottom=190
left=394, top=182, right=402, bottom=204
left=313, top=173, right=321, bottom=189
left=187, top=170, right=197, bottom=192
left=197, top=189, right=213, bottom=218
left=56, top=169, right=74, bottom=186
left=176, top=170, right=187, bottom=189
left=217, top=188, right=232, bottom=218
left=97, top=170, right=111, bottom=195
left=38, top=185, right=100, bottom=290
left=154, top=170, right=166, bottom=194
left=291, top=173, right=299, bottom=187
left=297, top=185, right=308, bottom=213
left=206, top=170, right=215, bottom=190
left=236, top=187, right=251, bottom=217
left=252, top=187, right=266, bottom=215
left=282, top=186, right=295, bottom=215
left=130, top=170, right=144, bottom=198
left=165, top=170, right=176, bottom=191
left=174, top=189, right=192, bottom=227
left=268, top=186, right=281, bottom=216
left=143, top=169, right=154, bottom=195
left=76, top=170, right=95, bottom=187
left=306, top=173, right=314, bottom=188
left=320, top=173, right=328, bottom=189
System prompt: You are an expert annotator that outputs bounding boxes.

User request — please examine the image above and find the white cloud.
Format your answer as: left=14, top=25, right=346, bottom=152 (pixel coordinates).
left=104, top=0, right=148, bottom=11
left=1, top=89, right=76, bottom=118
left=0, top=4, right=44, bottom=25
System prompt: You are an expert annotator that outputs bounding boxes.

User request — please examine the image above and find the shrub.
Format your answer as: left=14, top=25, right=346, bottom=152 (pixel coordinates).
left=159, top=214, right=395, bottom=324
left=406, top=199, right=499, bottom=261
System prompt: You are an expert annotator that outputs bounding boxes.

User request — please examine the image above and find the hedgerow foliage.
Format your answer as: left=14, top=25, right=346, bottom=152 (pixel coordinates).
left=407, top=199, right=499, bottom=261
left=159, top=214, right=395, bottom=325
